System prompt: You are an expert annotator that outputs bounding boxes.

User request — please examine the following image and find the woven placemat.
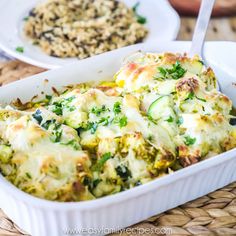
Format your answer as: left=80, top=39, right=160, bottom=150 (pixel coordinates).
left=0, top=60, right=236, bottom=236
left=0, top=60, right=45, bottom=86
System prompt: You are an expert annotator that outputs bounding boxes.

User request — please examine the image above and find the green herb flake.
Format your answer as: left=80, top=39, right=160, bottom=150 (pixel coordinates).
left=41, top=119, right=56, bottom=130
left=62, top=139, right=80, bottom=150
left=98, top=116, right=110, bottom=126
left=86, top=122, right=98, bottom=134
left=132, top=2, right=147, bottom=24
left=176, top=117, right=183, bottom=126
left=185, top=91, right=195, bottom=101
left=184, top=136, right=196, bottom=146
left=51, top=130, right=62, bottom=143
left=136, top=15, right=147, bottom=24
left=165, top=116, right=174, bottom=123
left=32, top=109, right=43, bottom=124
left=156, top=61, right=186, bottom=80
left=147, top=134, right=154, bottom=142
left=52, top=102, right=63, bottom=116
left=198, top=60, right=204, bottom=65
left=23, top=16, right=29, bottom=21
left=118, top=116, right=128, bottom=128
left=113, top=101, right=121, bottom=114
left=15, top=46, right=24, bottom=53
left=116, top=165, right=131, bottom=181
left=93, top=152, right=112, bottom=171
left=196, top=96, right=207, bottom=102
left=45, top=95, right=52, bottom=101
left=93, top=179, right=101, bottom=188
left=69, top=106, right=76, bottom=112
left=26, top=172, right=32, bottom=179
left=91, top=105, right=108, bottom=116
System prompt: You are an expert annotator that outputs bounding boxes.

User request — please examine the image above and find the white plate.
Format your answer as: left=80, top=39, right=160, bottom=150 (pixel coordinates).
left=0, top=41, right=236, bottom=236
left=0, top=0, right=180, bottom=69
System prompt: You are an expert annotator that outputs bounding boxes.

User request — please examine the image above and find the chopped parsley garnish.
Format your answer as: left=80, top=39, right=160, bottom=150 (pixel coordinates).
left=184, top=136, right=196, bottom=146
left=83, top=177, right=101, bottom=191
left=52, top=102, right=63, bottom=116
left=85, top=116, right=111, bottom=134
left=115, top=116, right=128, bottom=128
left=51, top=96, right=75, bottom=116
left=23, top=16, right=29, bottom=21
left=116, top=165, right=131, bottom=181
left=51, top=130, right=62, bottom=143
left=87, top=122, right=98, bottom=134
left=176, top=117, right=183, bottom=125
left=165, top=116, right=174, bottom=123
left=113, top=101, right=121, bottom=114
left=147, top=134, right=154, bottom=142
left=91, top=105, right=108, bottom=116
left=92, top=152, right=112, bottom=171
left=196, top=96, right=207, bottom=102
left=41, top=119, right=56, bottom=130
left=64, top=96, right=75, bottom=103
left=45, top=95, right=52, bottom=101
left=98, top=116, right=110, bottom=126
left=32, top=109, right=43, bottom=124
left=132, top=2, right=147, bottom=24
left=26, top=172, right=32, bottom=179
left=15, top=46, right=24, bottom=53
left=185, top=92, right=206, bottom=102
left=198, top=60, right=204, bottom=65
left=93, top=179, right=101, bottom=188
left=62, top=139, right=80, bottom=150
left=185, top=91, right=195, bottom=101
left=155, top=61, right=186, bottom=80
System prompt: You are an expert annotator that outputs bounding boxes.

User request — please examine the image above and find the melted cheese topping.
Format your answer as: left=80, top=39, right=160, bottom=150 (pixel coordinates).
left=0, top=52, right=235, bottom=201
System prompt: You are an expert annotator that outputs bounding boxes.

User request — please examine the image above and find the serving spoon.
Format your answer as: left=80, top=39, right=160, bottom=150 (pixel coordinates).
left=189, top=0, right=216, bottom=58
left=189, top=0, right=220, bottom=91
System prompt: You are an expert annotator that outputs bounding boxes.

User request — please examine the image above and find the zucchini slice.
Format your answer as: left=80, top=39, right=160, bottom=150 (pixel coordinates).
left=148, top=95, right=174, bottom=121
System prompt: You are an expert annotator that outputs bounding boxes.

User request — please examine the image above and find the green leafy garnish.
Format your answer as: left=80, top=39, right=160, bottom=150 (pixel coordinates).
left=23, top=16, right=29, bottom=21
left=165, top=116, right=174, bottom=123
left=51, top=130, right=62, bottom=143
left=41, top=119, right=56, bottom=130
left=196, top=96, right=207, bottom=102
left=176, top=117, right=183, bottom=125
left=116, top=165, right=131, bottom=181
left=87, top=122, right=98, bottom=134
left=136, top=15, right=147, bottom=24
left=51, top=96, right=75, bottom=116
left=52, top=102, right=63, bottom=116
left=185, top=91, right=195, bottom=101
left=198, top=60, right=204, bottom=65
left=26, top=172, right=32, bottom=179
left=92, top=152, right=112, bottom=171
left=15, top=46, right=24, bottom=53
left=114, top=116, right=128, bottom=128
left=184, top=136, right=196, bottom=146
left=61, top=139, right=80, bottom=150
left=155, top=61, right=186, bottom=80
left=185, top=92, right=206, bottom=102
left=91, top=105, right=108, bottom=116
left=132, top=2, right=147, bottom=24
left=32, top=109, right=43, bottom=124
left=98, top=116, right=110, bottom=126
left=113, top=101, right=121, bottom=114
left=45, top=95, right=52, bottom=101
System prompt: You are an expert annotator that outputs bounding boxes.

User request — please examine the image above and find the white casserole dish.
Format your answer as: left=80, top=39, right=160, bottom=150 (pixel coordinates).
left=0, top=41, right=236, bottom=236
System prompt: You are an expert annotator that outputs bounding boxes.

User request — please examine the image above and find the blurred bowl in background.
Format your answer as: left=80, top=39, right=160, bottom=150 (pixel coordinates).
left=169, top=0, right=236, bottom=17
